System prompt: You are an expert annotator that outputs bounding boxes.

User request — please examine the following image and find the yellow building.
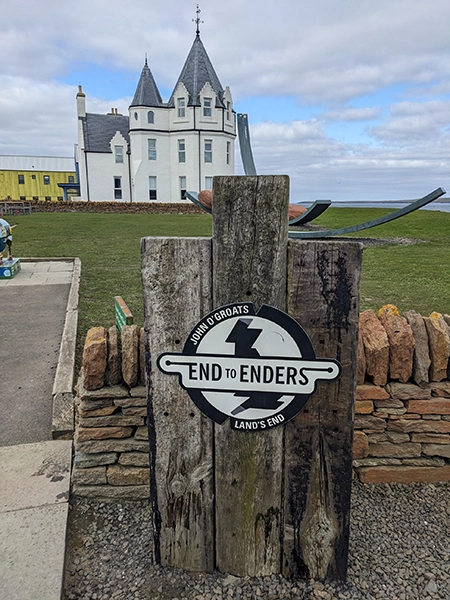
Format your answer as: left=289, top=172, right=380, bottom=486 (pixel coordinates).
left=0, top=156, right=77, bottom=201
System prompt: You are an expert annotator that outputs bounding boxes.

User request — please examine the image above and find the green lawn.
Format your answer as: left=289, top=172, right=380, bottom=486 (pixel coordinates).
left=9, top=207, right=450, bottom=365
left=313, top=207, right=450, bottom=315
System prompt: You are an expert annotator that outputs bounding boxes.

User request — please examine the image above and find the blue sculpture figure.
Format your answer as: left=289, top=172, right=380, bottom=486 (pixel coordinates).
left=0, top=218, right=14, bottom=263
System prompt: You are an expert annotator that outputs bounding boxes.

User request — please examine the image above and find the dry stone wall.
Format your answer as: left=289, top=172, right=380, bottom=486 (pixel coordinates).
left=72, top=305, right=450, bottom=498
left=354, top=305, right=450, bottom=484
left=72, top=325, right=150, bottom=500
left=31, top=200, right=203, bottom=214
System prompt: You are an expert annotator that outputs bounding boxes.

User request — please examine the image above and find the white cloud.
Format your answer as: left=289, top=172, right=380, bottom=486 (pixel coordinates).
left=0, top=77, right=77, bottom=156
left=0, top=0, right=449, bottom=201
left=322, top=107, right=382, bottom=123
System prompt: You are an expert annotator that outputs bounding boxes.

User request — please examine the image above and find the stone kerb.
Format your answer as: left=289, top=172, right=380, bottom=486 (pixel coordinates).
left=72, top=304, right=450, bottom=498
left=72, top=325, right=149, bottom=500
left=355, top=305, right=450, bottom=484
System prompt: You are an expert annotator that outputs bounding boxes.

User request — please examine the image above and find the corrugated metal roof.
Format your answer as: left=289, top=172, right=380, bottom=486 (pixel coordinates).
left=82, top=113, right=130, bottom=153
left=0, top=155, right=75, bottom=172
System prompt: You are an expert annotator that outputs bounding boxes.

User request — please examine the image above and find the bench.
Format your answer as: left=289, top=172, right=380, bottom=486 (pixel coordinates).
left=0, top=202, right=33, bottom=216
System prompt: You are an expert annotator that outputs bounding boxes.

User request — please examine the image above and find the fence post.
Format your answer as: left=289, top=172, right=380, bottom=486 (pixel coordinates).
left=141, top=236, right=214, bottom=571
left=212, top=175, right=289, bottom=576
left=283, top=241, right=362, bottom=579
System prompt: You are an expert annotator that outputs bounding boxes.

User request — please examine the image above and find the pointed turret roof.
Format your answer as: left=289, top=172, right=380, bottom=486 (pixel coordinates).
left=130, top=59, right=163, bottom=108
left=168, top=34, right=225, bottom=108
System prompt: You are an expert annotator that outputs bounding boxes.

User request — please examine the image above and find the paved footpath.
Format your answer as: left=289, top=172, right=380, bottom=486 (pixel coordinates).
left=0, top=261, right=72, bottom=446
left=0, top=259, right=76, bottom=600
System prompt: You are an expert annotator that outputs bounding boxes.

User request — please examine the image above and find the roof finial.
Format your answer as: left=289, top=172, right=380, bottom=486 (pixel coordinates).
left=193, top=4, right=203, bottom=38
left=145, top=52, right=148, bottom=67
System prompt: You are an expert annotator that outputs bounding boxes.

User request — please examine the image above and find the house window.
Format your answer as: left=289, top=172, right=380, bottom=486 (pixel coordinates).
left=68, top=175, right=75, bottom=183
left=148, top=139, right=156, bottom=160
left=20, top=196, right=26, bottom=201
left=57, top=197, right=63, bottom=201
left=147, top=111, right=154, bottom=124
left=204, top=139, right=212, bottom=163
left=177, top=98, right=185, bottom=118
left=205, top=177, right=213, bottom=190
left=43, top=175, right=50, bottom=185
left=178, top=139, right=186, bottom=163
left=226, top=141, right=231, bottom=165
left=45, top=196, right=51, bottom=201
left=149, top=176, right=157, bottom=200
left=115, top=146, right=124, bottom=163
left=134, top=112, right=138, bottom=120
left=114, top=177, right=122, bottom=199
left=203, top=97, right=212, bottom=117
left=226, top=101, right=231, bottom=121
left=32, top=196, right=38, bottom=201
left=18, top=174, right=24, bottom=184
left=179, top=176, right=186, bottom=200
left=32, top=175, right=36, bottom=179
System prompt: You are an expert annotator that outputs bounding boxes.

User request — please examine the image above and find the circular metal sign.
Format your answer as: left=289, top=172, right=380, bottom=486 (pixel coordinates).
left=157, top=302, right=341, bottom=430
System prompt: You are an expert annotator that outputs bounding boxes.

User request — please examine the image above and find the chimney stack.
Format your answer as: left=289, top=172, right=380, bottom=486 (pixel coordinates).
left=76, top=85, right=86, bottom=118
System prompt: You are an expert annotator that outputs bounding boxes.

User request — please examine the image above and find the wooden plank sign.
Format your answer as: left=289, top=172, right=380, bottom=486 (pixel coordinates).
left=141, top=175, right=362, bottom=580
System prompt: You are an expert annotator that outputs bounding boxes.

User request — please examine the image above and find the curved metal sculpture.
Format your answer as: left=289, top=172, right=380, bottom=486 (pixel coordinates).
left=187, top=114, right=445, bottom=236
left=236, top=114, right=331, bottom=225
left=289, top=199, right=332, bottom=225
left=185, top=190, right=211, bottom=214
left=237, top=113, right=257, bottom=176
left=188, top=114, right=331, bottom=224
left=288, top=187, right=446, bottom=239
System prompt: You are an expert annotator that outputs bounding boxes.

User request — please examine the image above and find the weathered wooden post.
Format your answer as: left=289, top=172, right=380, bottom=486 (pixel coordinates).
left=283, top=241, right=361, bottom=579
left=141, top=175, right=362, bottom=579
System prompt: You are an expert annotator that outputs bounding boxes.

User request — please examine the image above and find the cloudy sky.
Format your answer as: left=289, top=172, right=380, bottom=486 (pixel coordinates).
left=1, top=0, right=449, bottom=202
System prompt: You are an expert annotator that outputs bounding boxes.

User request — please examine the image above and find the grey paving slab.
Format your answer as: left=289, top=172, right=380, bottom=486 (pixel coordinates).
left=0, top=260, right=74, bottom=287
left=0, top=441, right=72, bottom=512
left=48, top=262, right=74, bottom=272
left=0, top=503, right=68, bottom=600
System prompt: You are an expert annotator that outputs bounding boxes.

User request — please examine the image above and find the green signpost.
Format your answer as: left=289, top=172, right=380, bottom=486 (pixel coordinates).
left=114, top=296, right=133, bottom=332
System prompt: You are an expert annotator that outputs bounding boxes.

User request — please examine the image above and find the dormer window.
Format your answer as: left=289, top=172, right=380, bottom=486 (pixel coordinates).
left=177, top=98, right=186, bottom=118
left=147, top=111, right=154, bottom=124
left=203, top=97, right=212, bottom=117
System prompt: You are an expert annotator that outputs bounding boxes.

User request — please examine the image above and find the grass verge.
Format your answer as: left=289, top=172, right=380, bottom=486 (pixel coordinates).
left=9, top=207, right=450, bottom=368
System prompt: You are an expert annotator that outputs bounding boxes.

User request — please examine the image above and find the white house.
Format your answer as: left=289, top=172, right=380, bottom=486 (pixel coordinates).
left=75, top=29, right=236, bottom=203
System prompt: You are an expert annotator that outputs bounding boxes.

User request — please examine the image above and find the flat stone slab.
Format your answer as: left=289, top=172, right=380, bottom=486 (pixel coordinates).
left=0, top=440, right=72, bottom=600
left=0, top=440, right=72, bottom=512
left=0, top=503, right=69, bottom=600
left=0, top=260, right=73, bottom=286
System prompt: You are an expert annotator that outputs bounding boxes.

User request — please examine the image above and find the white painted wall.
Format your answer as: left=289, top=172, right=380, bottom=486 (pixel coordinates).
left=77, top=82, right=236, bottom=203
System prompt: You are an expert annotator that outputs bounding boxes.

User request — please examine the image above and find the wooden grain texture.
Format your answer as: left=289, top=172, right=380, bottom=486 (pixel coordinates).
left=283, top=240, right=362, bottom=580
left=212, top=175, right=289, bottom=576
left=141, top=236, right=214, bottom=572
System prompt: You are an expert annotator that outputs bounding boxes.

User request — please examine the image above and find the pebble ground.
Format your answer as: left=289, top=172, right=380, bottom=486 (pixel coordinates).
left=63, top=480, right=450, bottom=600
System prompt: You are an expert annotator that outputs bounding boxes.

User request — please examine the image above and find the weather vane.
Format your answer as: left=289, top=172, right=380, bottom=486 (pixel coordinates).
left=193, top=4, right=203, bottom=37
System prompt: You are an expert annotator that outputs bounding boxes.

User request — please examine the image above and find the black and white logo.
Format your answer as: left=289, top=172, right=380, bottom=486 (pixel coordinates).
left=157, top=303, right=341, bottom=430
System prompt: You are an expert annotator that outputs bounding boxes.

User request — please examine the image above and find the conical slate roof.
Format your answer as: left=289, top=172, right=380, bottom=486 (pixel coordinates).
left=130, top=59, right=163, bottom=108
left=168, top=35, right=225, bottom=108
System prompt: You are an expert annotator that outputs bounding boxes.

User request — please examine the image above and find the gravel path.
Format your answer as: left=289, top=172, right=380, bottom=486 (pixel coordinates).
left=63, top=480, right=450, bottom=600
